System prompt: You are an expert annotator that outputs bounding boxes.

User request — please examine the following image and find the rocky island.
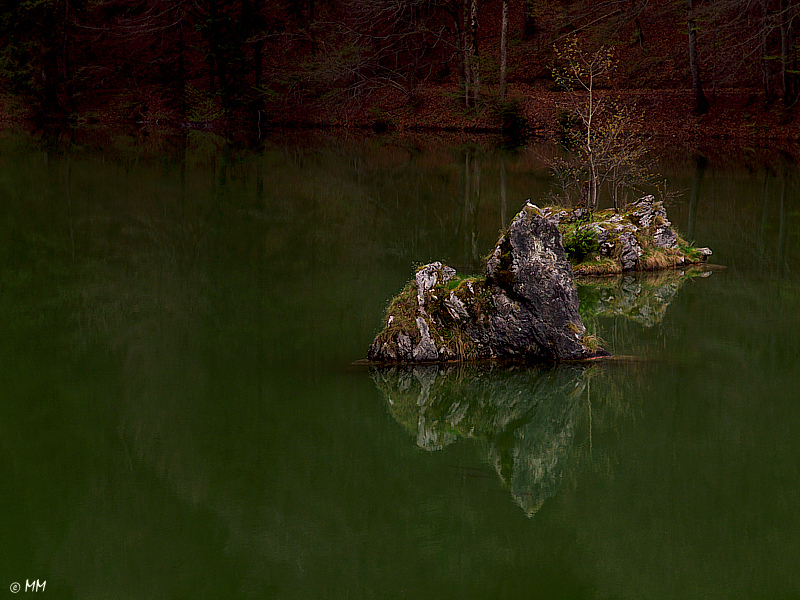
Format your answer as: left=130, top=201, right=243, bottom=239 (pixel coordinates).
left=368, top=196, right=711, bottom=364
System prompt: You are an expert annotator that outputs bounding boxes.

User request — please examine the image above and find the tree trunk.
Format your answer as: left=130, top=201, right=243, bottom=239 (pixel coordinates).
left=634, top=17, right=645, bottom=47
left=780, top=0, right=793, bottom=105
left=177, top=10, right=187, bottom=119
left=500, top=0, right=509, bottom=100
left=469, top=0, right=480, bottom=105
left=687, top=0, right=710, bottom=115
left=761, top=0, right=772, bottom=102
left=463, top=0, right=471, bottom=106
left=63, top=0, right=75, bottom=114
left=62, top=0, right=69, bottom=82
left=523, top=0, right=536, bottom=38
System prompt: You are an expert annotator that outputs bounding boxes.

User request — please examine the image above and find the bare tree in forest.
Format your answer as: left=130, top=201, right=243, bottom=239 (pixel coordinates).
left=692, top=0, right=799, bottom=108
left=463, top=0, right=480, bottom=106
left=0, top=0, right=76, bottom=116
left=305, top=0, right=462, bottom=108
left=500, top=0, right=509, bottom=100
left=687, top=0, right=710, bottom=114
left=778, top=0, right=796, bottom=105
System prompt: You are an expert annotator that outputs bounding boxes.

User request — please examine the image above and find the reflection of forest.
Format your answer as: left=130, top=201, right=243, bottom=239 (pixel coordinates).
left=373, top=364, right=589, bottom=517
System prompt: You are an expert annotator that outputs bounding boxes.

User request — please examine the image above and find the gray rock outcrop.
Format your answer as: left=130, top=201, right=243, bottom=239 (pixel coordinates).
left=538, top=195, right=711, bottom=274
left=485, top=206, right=594, bottom=361
left=368, top=206, right=606, bottom=363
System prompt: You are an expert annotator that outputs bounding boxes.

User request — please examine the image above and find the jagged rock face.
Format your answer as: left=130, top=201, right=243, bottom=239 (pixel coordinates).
left=630, top=195, right=679, bottom=250
left=412, top=316, right=438, bottom=361
left=618, top=230, right=642, bottom=271
left=487, top=208, right=592, bottom=361
left=415, top=261, right=455, bottom=308
left=368, top=261, right=469, bottom=363
left=368, top=208, right=604, bottom=363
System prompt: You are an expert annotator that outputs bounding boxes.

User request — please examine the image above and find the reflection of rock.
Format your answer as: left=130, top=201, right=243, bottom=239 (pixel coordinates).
left=369, top=208, right=607, bottom=363
left=372, top=364, right=587, bottom=516
left=577, top=268, right=711, bottom=327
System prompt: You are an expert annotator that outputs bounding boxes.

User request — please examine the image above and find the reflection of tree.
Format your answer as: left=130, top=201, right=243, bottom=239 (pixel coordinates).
left=373, top=364, right=588, bottom=516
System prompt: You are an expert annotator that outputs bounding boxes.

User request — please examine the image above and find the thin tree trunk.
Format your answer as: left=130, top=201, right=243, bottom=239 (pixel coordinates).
left=780, top=0, right=793, bottom=105
left=63, top=0, right=74, bottom=114
left=687, top=0, right=710, bottom=115
left=586, top=72, right=598, bottom=211
left=177, top=6, right=187, bottom=119
left=463, top=0, right=471, bottom=106
left=634, top=17, right=645, bottom=46
left=469, top=0, right=480, bottom=105
left=761, top=0, right=772, bottom=101
left=523, top=0, right=536, bottom=38
left=252, top=0, right=265, bottom=86
left=500, top=0, right=509, bottom=100
left=62, top=0, right=70, bottom=82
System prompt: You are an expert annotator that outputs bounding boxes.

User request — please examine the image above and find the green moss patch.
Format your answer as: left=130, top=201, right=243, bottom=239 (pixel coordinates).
left=560, top=223, right=600, bottom=264
left=372, top=281, right=421, bottom=350
left=373, top=272, right=495, bottom=362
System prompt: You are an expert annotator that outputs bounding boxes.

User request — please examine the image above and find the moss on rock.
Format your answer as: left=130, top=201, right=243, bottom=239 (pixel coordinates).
left=544, top=195, right=712, bottom=275
left=369, top=209, right=609, bottom=364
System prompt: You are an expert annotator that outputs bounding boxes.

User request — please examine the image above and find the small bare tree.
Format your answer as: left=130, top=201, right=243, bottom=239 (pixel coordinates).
left=592, top=104, right=657, bottom=211
left=553, top=37, right=615, bottom=211
left=550, top=37, right=658, bottom=212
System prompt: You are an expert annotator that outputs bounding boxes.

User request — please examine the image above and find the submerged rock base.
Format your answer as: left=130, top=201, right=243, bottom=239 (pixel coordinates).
left=368, top=208, right=608, bottom=363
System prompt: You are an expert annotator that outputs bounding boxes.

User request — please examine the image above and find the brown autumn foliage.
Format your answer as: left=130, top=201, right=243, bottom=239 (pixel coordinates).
left=1, top=0, right=799, bottom=142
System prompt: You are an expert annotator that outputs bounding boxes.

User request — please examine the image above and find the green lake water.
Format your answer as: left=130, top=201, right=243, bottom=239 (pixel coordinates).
left=1, top=129, right=799, bottom=599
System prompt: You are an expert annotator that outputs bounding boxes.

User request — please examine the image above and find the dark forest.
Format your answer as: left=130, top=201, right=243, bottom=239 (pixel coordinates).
left=1, top=0, right=799, bottom=138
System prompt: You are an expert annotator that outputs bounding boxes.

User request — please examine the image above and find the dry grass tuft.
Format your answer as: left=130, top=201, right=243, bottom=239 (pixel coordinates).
left=574, top=257, right=622, bottom=276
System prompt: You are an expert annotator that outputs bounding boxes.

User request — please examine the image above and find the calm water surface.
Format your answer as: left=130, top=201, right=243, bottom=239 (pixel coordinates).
left=1, top=130, right=799, bottom=599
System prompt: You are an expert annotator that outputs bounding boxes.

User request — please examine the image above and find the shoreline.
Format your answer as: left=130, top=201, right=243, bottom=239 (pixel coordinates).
left=4, top=86, right=800, bottom=151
